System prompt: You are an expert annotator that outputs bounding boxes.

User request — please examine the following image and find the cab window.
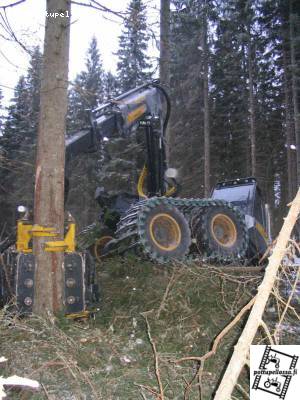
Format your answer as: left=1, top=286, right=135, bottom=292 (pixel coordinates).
left=253, top=189, right=265, bottom=227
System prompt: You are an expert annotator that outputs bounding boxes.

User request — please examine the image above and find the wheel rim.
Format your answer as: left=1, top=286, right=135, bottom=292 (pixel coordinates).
left=211, top=213, right=237, bottom=248
left=149, top=213, right=181, bottom=251
left=94, top=236, right=113, bottom=262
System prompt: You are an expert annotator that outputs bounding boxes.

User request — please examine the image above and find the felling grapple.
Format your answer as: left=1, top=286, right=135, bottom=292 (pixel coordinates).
left=0, top=210, right=99, bottom=316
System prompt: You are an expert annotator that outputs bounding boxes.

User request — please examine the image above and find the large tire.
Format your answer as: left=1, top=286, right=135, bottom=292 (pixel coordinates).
left=137, top=203, right=191, bottom=263
left=193, top=205, right=248, bottom=262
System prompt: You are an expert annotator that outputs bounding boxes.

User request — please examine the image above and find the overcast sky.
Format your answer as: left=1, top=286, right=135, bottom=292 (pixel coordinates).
left=0, top=0, right=160, bottom=105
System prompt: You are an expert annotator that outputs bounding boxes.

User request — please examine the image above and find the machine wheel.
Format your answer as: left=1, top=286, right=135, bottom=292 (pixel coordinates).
left=86, top=225, right=113, bottom=262
left=137, top=203, right=191, bottom=262
left=193, top=205, right=248, bottom=262
left=92, top=235, right=114, bottom=262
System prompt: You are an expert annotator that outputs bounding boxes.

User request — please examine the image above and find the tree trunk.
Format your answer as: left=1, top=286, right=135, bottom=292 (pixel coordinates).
left=202, top=8, right=210, bottom=196
left=247, top=28, right=256, bottom=177
left=242, top=43, right=251, bottom=176
left=214, top=188, right=300, bottom=399
left=33, top=0, right=71, bottom=316
left=290, top=1, right=300, bottom=186
left=159, top=0, right=171, bottom=162
left=283, top=44, right=295, bottom=200
left=159, top=0, right=170, bottom=87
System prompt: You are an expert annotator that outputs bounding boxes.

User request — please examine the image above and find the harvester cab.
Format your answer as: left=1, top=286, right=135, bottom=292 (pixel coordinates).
left=211, top=177, right=272, bottom=261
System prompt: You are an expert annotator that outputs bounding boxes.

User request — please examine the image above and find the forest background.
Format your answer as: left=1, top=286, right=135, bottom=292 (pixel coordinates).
left=0, top=0, right=300, bottom=237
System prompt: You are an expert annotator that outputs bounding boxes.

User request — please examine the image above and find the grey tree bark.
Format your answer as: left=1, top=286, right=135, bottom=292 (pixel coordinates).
left=290, top=2, right=300, bottom=186
left=247, top=26, right=256, bottom=177
left=159, top=0, right=171, bottom=162
left=159, top=0, right=170, bottom=87
left=33, top=0, right=71, bottom=315
left=283, top=45, right=295, bottom=200
left=201, top=4, right=210, bottom=197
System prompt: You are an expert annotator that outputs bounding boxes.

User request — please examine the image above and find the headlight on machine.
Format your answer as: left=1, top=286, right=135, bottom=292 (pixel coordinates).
left=165, top=168, right=178, bottom=179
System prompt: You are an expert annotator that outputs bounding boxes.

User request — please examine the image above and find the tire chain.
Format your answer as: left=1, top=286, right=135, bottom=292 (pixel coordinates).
left=109, top=196, right=249, bottom=264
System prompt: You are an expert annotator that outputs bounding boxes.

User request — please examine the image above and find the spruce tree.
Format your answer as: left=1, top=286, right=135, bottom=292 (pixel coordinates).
left=0, top=88, right=4, bottom=135
left=3, top=76, right=31, bottom=156
left=169, top=0, right=214, bottom=197
left=66, top=37, right=105, bottom=227
left=0, top=76, right=30, bottom=226
left=103, top=71, right=119, bottom=100
left=68, top=36, right=104, bottom=132
left=116, top=0, right=151, bottom=91
left=0, top=48, right=43, bottom=226
left=27, top=46, right=43, bottom=138
left=210, top=0, right=250, bottom=183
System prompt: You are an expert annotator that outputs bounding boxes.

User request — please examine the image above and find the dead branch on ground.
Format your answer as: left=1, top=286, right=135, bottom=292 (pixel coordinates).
left=156, top=266, right=183, bottom=319
left=141, top=311, right=165, bottom=400
left=174, top=296, right=256, bottom=364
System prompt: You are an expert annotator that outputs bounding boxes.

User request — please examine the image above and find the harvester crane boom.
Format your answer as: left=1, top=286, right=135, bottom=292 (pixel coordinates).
left=65, top=80, right=171, bottom=198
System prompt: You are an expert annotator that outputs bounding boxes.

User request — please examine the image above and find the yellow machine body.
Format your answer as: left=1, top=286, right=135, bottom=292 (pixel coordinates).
left=16, top=221, right=76, bottom=253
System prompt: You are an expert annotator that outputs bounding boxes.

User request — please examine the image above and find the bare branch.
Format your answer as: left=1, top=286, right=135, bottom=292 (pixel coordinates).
left=71, top=0, right=127, bottom=19
left=0, top=8, right=31, bottom=54
left=141, top=311, right=165, bottom=400
left=0, top=0, right=26, bottom=10
left=174, top=296, right=256, bottom=364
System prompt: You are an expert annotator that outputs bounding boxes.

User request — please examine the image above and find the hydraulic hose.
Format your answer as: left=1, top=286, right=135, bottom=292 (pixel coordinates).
left=149, top=81, right=171, bottom=136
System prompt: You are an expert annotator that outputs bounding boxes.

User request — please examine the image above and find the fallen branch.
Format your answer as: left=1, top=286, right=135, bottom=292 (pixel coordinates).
left=134, top=383, right=160, bottom=398
left=174, top=296, right=255, bottom=364
left=156, top=267, right=182, bottom=319
left=273, top=265, right=300, bottom=340
left=182, top=360, right=201, bottom=400
left=214, top=189, right=300, bottom=400
left=141, top=311, right=164, bottom=400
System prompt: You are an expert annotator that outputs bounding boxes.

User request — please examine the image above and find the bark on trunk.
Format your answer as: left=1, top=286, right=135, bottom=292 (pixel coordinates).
left=214, top=188, right=300, bottom=400
left=159, top=0, right=170, bottom=87
left=33, top=0, right=71, bottom=316
left=290, top=2, right=300, bottom=186
left=247, top=28, right=256, bottom=177
left=159, top=0, right=171, bottom=162
left=283, top=45, right=295, bottom=200
left=202, top=10, right=210, bottom=196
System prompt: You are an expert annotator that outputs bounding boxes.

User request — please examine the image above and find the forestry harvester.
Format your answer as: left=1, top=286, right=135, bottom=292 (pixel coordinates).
left=0, top=81, right=271, bottom=315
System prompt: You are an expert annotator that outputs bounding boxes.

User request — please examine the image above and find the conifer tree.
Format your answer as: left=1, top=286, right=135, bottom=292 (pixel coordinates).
left=0, top=76, right=30, bottom=225
left=116, top=0, right=151, bottom=91
left=210, top=0, right=249, bottom=182
left=68, top=36, right=104, bottom=132
left=103, top=71, right=119, bottom=100
left=0, top=48, right=43, bottom=225
left=3, top=76, right=30, bottom=156
left=0, top=88, right=4, bottom=135
left=27, top=46, right=43, bottom=138
left=66, top=37, right=105, bottom=227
